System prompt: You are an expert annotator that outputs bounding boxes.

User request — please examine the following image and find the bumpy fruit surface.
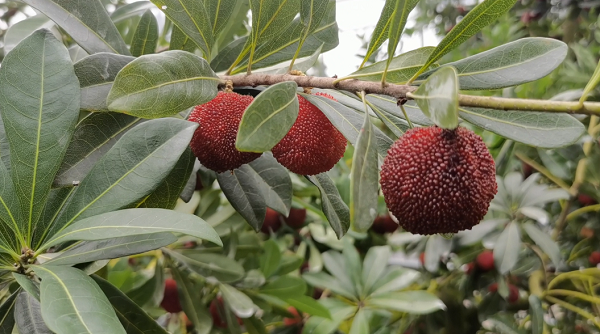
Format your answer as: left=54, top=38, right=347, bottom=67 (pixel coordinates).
left=284, top=208, right=307, bottom=229
left=272, top=93, right=346, bottom=175
left=260, top=208, right=281, bottom=233
left=189, top=91, right=261, bottom=172
left=371, top=213, right=398, bottom=234
left=160, top=278, right=182, bottom=313
left=380, top=126, right=497, bottom=234
left=589, top=251, right=600, bottom=266
left=476, top=250, right=495, bottom=272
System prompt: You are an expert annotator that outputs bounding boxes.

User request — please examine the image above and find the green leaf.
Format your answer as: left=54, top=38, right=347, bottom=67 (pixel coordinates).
left=260, top=276, right=306, bottom=298
left=13, top=274, right=40, bottom=301
left=348, top=308, right=369, bottom=334
left=32, top=188, right=74, bottom=250
left=46, top=119, right=197, bottom=239
left=236, top=82, right=299, bottom=152
left=350, top=103, right=379, bottom=232
left=369, top=267, right=420, bottom=297
left=580, top=58, right=600, bottom=105
left=217, top=165, right=267, bottom=232
left=169, top=25, right=197, bottom=52
left=130, top=9, right=159, bottom=57
left=46, top=233, right=177, bottom=266
left=529, top=295, right=544, bottom=334
left=14, top=291, right=52, bottom=334
left=417, top=38, right=568, bottom=90
left=260, top=240, right=282, bottom=278
left=92, top=275, right=169, bottom=334
left=368, top=102, right=407, bottom=138
left=107, top=51, right=219, bottom=118
left=249, top=0, right=301, bottom=50
left=21, top=0, right=130, bottom=55
left=383, top=0, right=420, bottom=84
left=306, top=174, right=350, bottom=239
left=487, top=313, right=524, bottom=334
left=459, top=107, right=585, bottom=148
left=204, top=0, right=240, bottom=36
left=74, top=53, right=135, bottom=112
left=360, top=0, right=394, bottom=68
left=170, top=266, right=212, bottom=334
left=302, top=272, right=356, bottom=300
left=219, top=283, right=256, bottom=318
left=110, top=2, right=155, bottom=23
left=366, top=291, right=445, bottom=314
left=290, top=0, right=329, bottom=67
left=409, top=0, right=519, bottom=82
left=54, top=113, right=142, bottom=187
left=125, top=258, right=164, bottom=308
left=248, top=154, right=292, bottom=216
left=523, top=222, right=561, bottom=267
left=33, top=265, right=125, bottom=334
left=0, top=29, right=79, bottom=245
left=151, top=0, right=213, bottom=58
left=365, top=95, right=434, bottom=126
left=276, top=255, right=303, bottom=276
left=494, top=221, right=521, bottom=274
left=41, top=208, right=221, bottom=251
left=3, top=14, right=54, bottom=55
left=0, top=290, right=18, bottom=334
left=302, top=300, right=355, bottom=334
left=242, top=317, right=267, bottom=334
left=165, top=249, right=245, bottom=283
left=347, top=47, right=435, bottom=84
left=411, top=66, right=459, bottom=129
left=286, top=295, right=331, bottom=319
left=362, top=246, right=391, bottom=295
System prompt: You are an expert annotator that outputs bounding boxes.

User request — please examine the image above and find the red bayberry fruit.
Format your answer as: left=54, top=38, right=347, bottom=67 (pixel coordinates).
left=380, top=127, right=497, bottom=235
left=285, top=208, right=307, bottom=229
left=465, top=262, right=475, bottom=275
left=476, top=250, right=495, bottom=272
left=589, top=251, right=600, bottom=265
left=160, top=278, right=182, bottom=313
left=210, top=297, right=243, bottom=328
left=371, top=213, right=398, bottom=234
left=507, top=284, right=519, bottom=303
left=579, top=194, right=598, bottom=206
left=419, top=252, right=425, bottom=265
left=272, top=93, right=347, bottom=175
left=283, top=307, right=302, bottom=326
left=488, top=283, right=498, bottom=293
left=260, top=208, right=281, bottom=233
left=189, top=91, right=261, bottom=173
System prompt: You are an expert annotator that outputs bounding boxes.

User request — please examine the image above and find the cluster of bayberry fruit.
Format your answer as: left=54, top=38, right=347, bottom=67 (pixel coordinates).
left=189, top=90, right=498, bottom=235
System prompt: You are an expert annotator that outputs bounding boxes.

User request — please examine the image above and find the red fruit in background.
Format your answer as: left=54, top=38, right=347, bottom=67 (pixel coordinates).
left=579, top=194, right=598, bottom=206
left=476, top=250, right=495, bottom=272
left=182, top=314, right=193, bottom=331
left=183, top=241, right=197, bottom=249
left=507, top=284, right=519, bottom=303
left=589, top=251, right=600, bottom=266
left=465, top=262, right=475, bottom=275
left=285, top=208, right=307, bottom=229
left=283, top=307, right=302, bottom=326
left=189, top=91, right=261, bottom=173
left=210, top=297, right=243, bottom=328
left=160, top=278, right=182, bottom=313
left=272, top=93, right=347, bottom=175
left=380, top=127, right=497, bottom=235
left=371, top=213, right=398, bottom=234
left=580, top=227, right=594, bottom=239
left=488, top=283, right=498, bottom=293
left=522, top=162, right=533, bottom=179
left=260, top=208, right=282, bottom=233
left=419, top=252, right=425, bottom=265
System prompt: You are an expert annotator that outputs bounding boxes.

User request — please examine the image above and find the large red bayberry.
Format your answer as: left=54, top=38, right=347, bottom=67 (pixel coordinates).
left=160, top=278, right=182, bottom=313
left=380, top=126, right=497, bottom=235
left=272, top=93, right=347, bottom=175
left=189, top=91, right=261, bottom=173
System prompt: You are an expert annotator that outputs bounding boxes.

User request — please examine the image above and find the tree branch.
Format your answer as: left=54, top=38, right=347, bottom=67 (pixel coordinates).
left=220, top=73, right=600, bottom=116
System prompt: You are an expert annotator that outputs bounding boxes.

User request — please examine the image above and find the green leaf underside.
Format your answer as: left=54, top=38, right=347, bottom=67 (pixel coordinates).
left=3, top=14, right=54, bottom=55
left=248, top=154, right=292, bottom=216
left=130, top=9, right=159, bottom=57
left=366, top=95, right=434, bottom=126
left=217, top=166, right=267, bottom=232
left=347, top=47, right=435, bottom=83
left=41, top=208, right=222, bottom=251
left=205, top=0, right=239, bottom=36
left=165, top=249, right=245, bottom=283
left=384, top=0, right=420, bottom=83
left=494, top=221, right=521, bottom=274
left=15, top=291, right=52, bottom=334
left=107, top=50, right=219, bottom=118
left=0, top=29, right=80, bottom=248
left=34, top=265, right=126, bottom=334
left=523, top=222, right=561, bottom=267
left=412, top=66, right=459, bottom=129
left=219, top=283, right=256, bottom=318
left=361, top=0, right=394, bottom=68
left=306, top=174, right=350, bottom=238
left=236, top=81, right=299, bottom=152
left=14, top=273, right=41, bottom=301
left=21, top=0, right=130, bottom=55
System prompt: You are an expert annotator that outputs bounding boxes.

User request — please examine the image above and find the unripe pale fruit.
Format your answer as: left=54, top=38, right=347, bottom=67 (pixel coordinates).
left=272, top=93, right=346, bottom=175
left=283, top=307, right=302, bottom=326
left=284, top=208, right=307, bottom=229
left=160, top=278, right=182, bottom=313
left=380, top=126, right=497, bottom=235
left=476, top=250, right=495, bottom=272
left=189, top=91, right=261, bottom=173
left=260, top=208, right=281, bottom=233
left=371, top=214, right=398, bottom=234
left=589, top=251, right=600, bottom=265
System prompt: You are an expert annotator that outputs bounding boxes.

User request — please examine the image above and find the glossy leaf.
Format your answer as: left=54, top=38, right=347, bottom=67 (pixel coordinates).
left=459, top=107, right=585, bottom=148
left=361, top=0, right=394, bottom=68
left=383, top=0, right=420, bottom=84
left=411, top=66, right=459, bottom=129
left=350, top=104, right=379, bottom=232
left=107, top=51, right=219, bottom=118
left=165, top=249, right=245, bottom=283
left=523, top=222, right=561, bottom=267
left=366, top=291, right=445, bottom=314
left=347, top=47, right=435, bottom=84
left=219, top=283, right=256, bottom=318
left=494, top=221, right=521, bottom=274
left=92, top=275, right=169, bottom=334
left=0, top=29, right=79, bottom=244
left=362, top=246, right=391, bottom=294
left=33, top=265, right=126, bottom=334
left=418, top=38, right=568, bottom=90
left=130, top=9, right=159, bottom=57
left=529, top=295, right=544, bottom=334
left=151, top=0, right=213, bottom=57
left=349, top=308, right=369, bottom=334
left=306, top=174, right=350, bottom=238
left=260, top=239, right=282, bottom=278
left=21, top=0, right=130, bottom=55
left=14, top=291, right=52, bottom=334
left=261, top=276, right=306, bottom=298
left=3, top=14, right=55, bottom=55
left=46, top=233, right=177, bottom=266
left=248, top=154, right=292, bottom=216
left=410, top=0, right=519, bottom=81
left=46, top=119, right=197, bottom=238
left=217, top=165, right=267, bottom=231
left=236, top=82, right=299, bottom=152
left=170, top=267, right=212, bottom=334
left=0, top=290, right=18, bottom=334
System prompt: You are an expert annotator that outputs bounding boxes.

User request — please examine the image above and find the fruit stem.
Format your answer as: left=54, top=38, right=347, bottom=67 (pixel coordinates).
left=399, top=104, right=413, bottom=129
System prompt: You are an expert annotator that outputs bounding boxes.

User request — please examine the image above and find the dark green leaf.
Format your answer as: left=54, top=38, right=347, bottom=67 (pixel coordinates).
left=494, top=221, right=521, bottom=274
left=366, top=291, right=445, bottom=314
left=411, top=66, right=459, bottom=129
left=260, top=240, right=282, bottom=278
left=46, top=233, right=177, bottom=266
left=286, top=295, right=331, bottom=319
left=32, top=188, right=74, bottom=250
left=523, top=222, right=561, bottom=267
left=306, top=174, right=350, bottom=238
left=360, top=0, right=394, bottom=68
left=248, top=154, right=292, bottom=216
left=14, top=291, right=52, bottom=334
left=92, top=275, right=169, bottom=334
left=236, top=82, right=299, bottom=152
left=41, top=208, right=222, bottom=251
left=383, top=0, right=420, bottom=84
left=13, top=274, right=40, bottom=301
left=33, top=265, right=125, bottom=334
left=277, top=254, right=303, bottom=276
left=107, top=51, right=219, bottom=118
left=260, top=276, right=306, bottom=298
left=165, top=249, right=245, bottom=283
left=242, top=317, right=267, bottom=334
left=170, top=267, right=212, bottom=334
left=130, top=9, right=159, bottom=57
left=126, top=258, right=164, bottom=308
left=347, top=47, right=435, bottom=84
left=219, top=283, right=256, bottom=318
left=21, top=0, right=130, bottom=55
left=169, top=25, right=197, bottom=52
left=3, top=14, right=54, bottom=55
left=529, top=295, right=544, bottom=334
left=0, top=29, right=79, bottom=245
left=0, top=290, right=18, bottom=334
